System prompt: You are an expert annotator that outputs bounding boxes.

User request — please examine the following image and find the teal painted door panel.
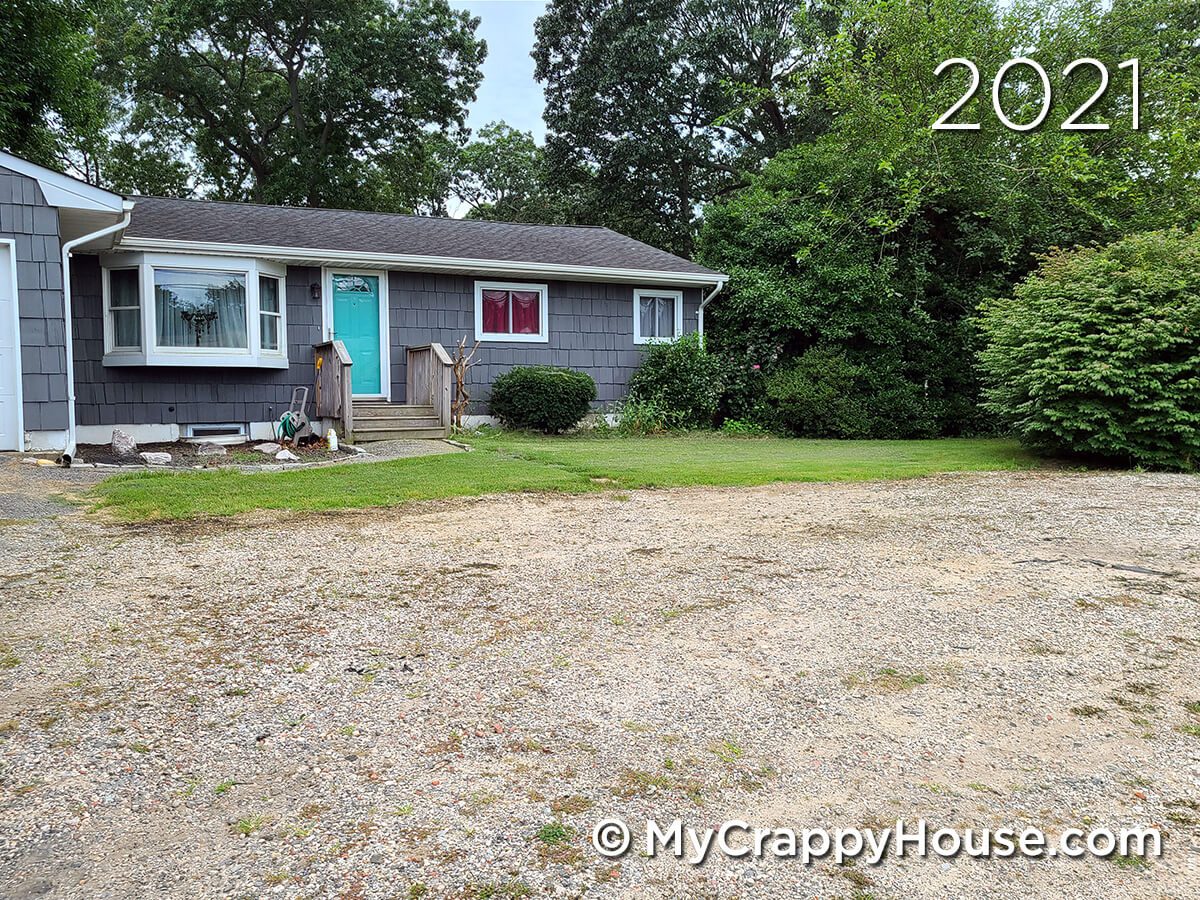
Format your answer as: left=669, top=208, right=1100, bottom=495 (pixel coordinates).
left=332, top=274, right=382, bottom=395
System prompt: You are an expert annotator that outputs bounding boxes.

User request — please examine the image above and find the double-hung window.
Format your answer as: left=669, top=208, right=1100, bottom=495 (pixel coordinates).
left=474, top=281, right=549, bottom=342
left=633, top=288, right=683, bottom=344
left=101, top=253, right=288, bottom=368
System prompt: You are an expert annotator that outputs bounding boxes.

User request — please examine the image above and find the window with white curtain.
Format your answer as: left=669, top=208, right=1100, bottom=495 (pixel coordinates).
left=107, top=268, right=141, bottom=350
left=258, top=275, right=282, bottom=351
left=633, top=288, right=683, bottom=344
left=100, top=253, right=287, bottom=368
left=154, top=268, right=248, bottom=348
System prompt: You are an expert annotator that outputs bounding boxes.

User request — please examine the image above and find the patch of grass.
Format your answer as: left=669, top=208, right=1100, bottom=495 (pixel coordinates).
left=1109, top=853, right=1151, bottom=871
left=549, top=795, right=592, bottom=815
left=611, top=768, right=673, bottom=799
left=1177, top=724, right=1200, bottom=737
left=1071, top=705, right=1106, bottom=718
left=233, top=815, right=269, bottom=836
left=465, top=880, right=532, bottom=899
left=1183, top=700, right=1200, bottom=715
left=535, top=821, right=574, bottom=846
left=214, top=779, right=237, bottom=795
left=845, top=668, right=928, bottom=693
left=708, top=739, right=744, bottom=763
left=89, top=434, right=1038, bottom=521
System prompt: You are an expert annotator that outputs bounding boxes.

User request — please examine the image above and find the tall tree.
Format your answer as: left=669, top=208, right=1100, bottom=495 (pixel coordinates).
left=452, top=121, right=559, bottom=222
left=0, top=0, right=107, bottom=169
left=101, top=0, right=485, bottom=211
left=532, top=0, right=834, bottom=254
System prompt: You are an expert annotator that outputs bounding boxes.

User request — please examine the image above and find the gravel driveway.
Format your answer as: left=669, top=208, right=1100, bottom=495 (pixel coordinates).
left=1, top=469, right=1198, bottom=898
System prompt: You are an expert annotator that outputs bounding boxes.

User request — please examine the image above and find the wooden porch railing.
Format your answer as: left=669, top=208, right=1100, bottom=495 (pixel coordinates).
left=313, top=339, right=354, bottom=441
left=406, top=343, right=453, bottom=431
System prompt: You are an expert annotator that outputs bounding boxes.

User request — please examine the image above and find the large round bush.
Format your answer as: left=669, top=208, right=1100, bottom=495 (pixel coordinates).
left=978, top=230, right=1200, bottom=470
left=627, top=333, right=724, bottom=429
left=488, top=365, right=597, bottom=433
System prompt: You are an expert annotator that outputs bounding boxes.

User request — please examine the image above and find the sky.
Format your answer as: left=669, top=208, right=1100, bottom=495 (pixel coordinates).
left=453, top=0, right=548, bottom=142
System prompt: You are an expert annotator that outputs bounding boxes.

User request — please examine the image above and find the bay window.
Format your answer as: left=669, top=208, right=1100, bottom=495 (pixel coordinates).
left=474, top=281, right=549, bottom=342
left=101, top=252, right=287, bottom=368
left=633, top=288, right=683, bottom=344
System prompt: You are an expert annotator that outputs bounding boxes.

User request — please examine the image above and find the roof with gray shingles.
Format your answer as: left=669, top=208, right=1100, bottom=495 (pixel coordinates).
left=124, top=196, right=721, bottom=277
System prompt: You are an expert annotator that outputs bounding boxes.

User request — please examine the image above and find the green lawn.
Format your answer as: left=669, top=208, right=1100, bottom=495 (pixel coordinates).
left=89, top=433, right=1040, bottom=521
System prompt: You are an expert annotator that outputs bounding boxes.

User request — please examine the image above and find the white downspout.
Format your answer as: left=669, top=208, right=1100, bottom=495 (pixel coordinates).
left=59, top=202, right=134, bottom=464
left=697, top=279, right=726, bottom=348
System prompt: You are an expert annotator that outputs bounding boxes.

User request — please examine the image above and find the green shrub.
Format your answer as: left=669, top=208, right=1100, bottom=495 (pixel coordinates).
left=720, top=418, right=770, bottom=437
left=765, top=348, right=872, bottom=438
left=613, top=398, right=683, bottom=435
left=765, top=347, right=941, bottom=438
left=489, top=366, right=596, bottom=433
left=978, top=230, right=1200, bottom=471
left=627, top=333, right=724, bottom=429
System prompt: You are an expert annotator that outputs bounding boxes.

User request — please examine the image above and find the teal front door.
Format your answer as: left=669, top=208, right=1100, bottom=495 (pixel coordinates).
left=331, top=273, right=382, bottom=395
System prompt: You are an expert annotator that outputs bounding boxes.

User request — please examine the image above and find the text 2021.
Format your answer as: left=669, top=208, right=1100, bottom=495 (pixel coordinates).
left=933, top=57, right=1140, bottom=132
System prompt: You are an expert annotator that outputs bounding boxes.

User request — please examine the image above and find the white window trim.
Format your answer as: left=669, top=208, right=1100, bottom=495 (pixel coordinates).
left=321, top=267, right=391, bottom=400
left=633, top=288, right=684, bottom=344
left=102, top=266, right=141, bottom=353
left=258, top=273, right=284, bottom=354
left=99, top=252, right=288, bottom=369
left=474, top=280, right=550, bottom=343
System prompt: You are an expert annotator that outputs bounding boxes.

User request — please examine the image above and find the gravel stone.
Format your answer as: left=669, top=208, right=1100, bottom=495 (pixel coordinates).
left=0, top=469, right=1197, bottom=898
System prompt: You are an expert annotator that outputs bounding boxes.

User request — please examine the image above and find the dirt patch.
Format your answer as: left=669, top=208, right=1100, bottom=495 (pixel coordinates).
left=0, top=470, right=1198, bottom=897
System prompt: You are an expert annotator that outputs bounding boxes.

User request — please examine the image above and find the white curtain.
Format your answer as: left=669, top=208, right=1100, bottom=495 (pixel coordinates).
left=640, top=295, right=675, bottom=339
left=154, top=269, right=248, bottom=348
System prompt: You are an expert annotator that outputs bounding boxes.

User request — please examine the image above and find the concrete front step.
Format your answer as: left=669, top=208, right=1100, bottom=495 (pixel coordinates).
left=354, top=426, right=448, bottom=441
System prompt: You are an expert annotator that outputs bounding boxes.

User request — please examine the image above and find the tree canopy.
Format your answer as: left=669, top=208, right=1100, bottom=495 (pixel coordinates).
left=97, top=0, right=486, bottom=211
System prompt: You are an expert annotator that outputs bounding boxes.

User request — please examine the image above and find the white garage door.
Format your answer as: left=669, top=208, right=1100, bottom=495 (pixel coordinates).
left=0, top=241, right=21, bottom=451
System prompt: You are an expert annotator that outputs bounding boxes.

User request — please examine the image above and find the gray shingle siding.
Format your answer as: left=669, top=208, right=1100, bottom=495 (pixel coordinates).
left=72, top=257, right=320, bottom=428
left=69, top=257, right=701, bottom=426
left=387, top=273, right=700, bottom=406
left=0, top=166, right=68, bottom=432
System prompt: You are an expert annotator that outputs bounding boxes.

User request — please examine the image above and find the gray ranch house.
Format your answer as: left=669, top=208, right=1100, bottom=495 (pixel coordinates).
left=0, top=151, right=726, bottom=456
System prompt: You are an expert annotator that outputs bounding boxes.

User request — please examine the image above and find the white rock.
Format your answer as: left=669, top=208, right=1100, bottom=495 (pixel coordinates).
left=21, top=457, right=39, bottom=465
left=195, top=441, right=227, bottom=456
left=111, top=428, right=138, bottom=456
left=254, top=442, right=282, bottom=454
left=275, top=449, right=299, bottom=462
left=139, top=451, right=172, bottom=466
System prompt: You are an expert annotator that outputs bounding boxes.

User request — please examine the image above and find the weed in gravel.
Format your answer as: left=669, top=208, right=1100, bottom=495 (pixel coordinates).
left=1183, top=700, right=1200, bottom=715
left=214, top=779, right=237, bottom=794
left=1109, top=853, right=1151, bottom=871
left=463, top=880, right=532, bottom=899
left=233, top=815, right=269, bottom=836
left=0, top=719, right=19, bottom=735
left=549, top=795, right=592, bottom=815
left=708, top=739, right=744, bottom=763
left=621, top=720, right=651, bottom=733
left=967, top=782, right=1000, bottom=794
left=1076, top=594, right=1149, bottom=610
left=845, top=668, right=928, bottom=693
left=536, top=822, right=574, bottom=845
left=1070, top=705, right=1105, bottom=718
left=611, top=769, right=672, bottom=799
left=1178, top=724, right=1200, bottom=738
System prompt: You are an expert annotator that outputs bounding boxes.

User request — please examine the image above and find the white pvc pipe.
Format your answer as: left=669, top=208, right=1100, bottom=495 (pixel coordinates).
left=60, top=205, right=133, bottom=463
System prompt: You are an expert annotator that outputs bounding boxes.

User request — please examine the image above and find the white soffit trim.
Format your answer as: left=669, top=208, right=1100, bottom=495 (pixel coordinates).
left=0, top=151, right=126, bottom=213
left=114, top=236, right=729, bottom=287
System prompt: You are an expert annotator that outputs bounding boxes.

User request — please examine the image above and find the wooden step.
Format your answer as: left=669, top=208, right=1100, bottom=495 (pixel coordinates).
left=353, top=426, right=448, bottom=441
left=354, top=403, right=436, bottom=418
left=351, top=414, right=441, bottom=429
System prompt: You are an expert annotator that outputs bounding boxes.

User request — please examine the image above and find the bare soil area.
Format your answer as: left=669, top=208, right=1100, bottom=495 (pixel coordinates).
left=0, top=470, right=1198, bottom=898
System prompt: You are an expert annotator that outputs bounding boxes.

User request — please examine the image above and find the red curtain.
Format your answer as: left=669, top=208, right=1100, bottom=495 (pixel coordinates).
left=482, top=289, right=509, bottom=333
left=511, top=291, right=539, bottom=334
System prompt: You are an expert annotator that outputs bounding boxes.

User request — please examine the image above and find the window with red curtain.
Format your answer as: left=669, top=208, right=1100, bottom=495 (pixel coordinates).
left=510, top=291, right=539, bottom=334
left=478, top=285, right=544, bottom=337
left=482, top=289, right=509, bottom=333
